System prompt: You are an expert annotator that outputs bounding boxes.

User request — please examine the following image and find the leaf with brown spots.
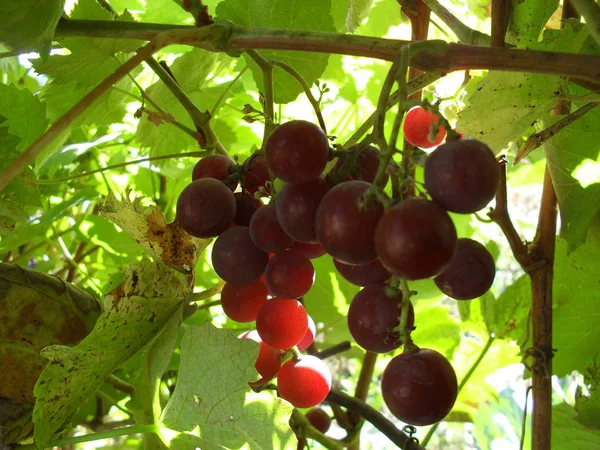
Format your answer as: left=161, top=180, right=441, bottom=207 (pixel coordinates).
left=32, top=260, right=191, bottom=449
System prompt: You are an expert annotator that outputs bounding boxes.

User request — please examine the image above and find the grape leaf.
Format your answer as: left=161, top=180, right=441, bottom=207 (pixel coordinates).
left=411, top=302, right=461, bottom=359
left=33, top=260, right=189, bottom=448
left=482, top=277, right=531, bottom=342
left=552, top=403, right=600, bottom=449
left=506, top=0, right=559, bottom=46
left=358, top=0, right=406, bottom=37
left=160, top=322, right=296, bottom=450
left=216, top=0, right=336, bottom=104
left=575, top=386, right=600, bottom=429
left=0, top=0, right=66, bottom=55
left=346, top=0, right=375, bottom=33
left=143, top=0, right=193, bottom=24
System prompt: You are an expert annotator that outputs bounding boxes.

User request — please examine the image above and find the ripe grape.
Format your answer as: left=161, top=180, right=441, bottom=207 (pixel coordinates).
left=221, top=279, right=270, bottom=323
left=434, top=238, right=496, bottom=300
left=315, top=181, right=384, bottom=265
left=277, top=355, right=332, bottom=408
left=333, top=258, right=391, bottom=286
left=276, top=178, right=331, bottom=243
left=234, top=192, right=261, bottom=227
left=242, top=154, right=271, bottom=196
left=212, top=227, right=269, bottom=285
left=424, top=138, right=499, bottom=213
left=249, top=203, right=293, bottom=253
left=381, top=348, right=458, bottom=426
left=177, top=178, right=236, bottom=238
left=240, top=330, right=282, bottom=386
left=375, top=197, right=457, bottom=280
left=265, top=120, right=329, bottom=184
left=305, top=408, right=331, bottom=433
left=347, top=283, right=414, bottom=353
left=290, top=241, right=327, bottom=260
left=297, top=315, right=316, bottom=351
left=256, top=298, right=308, bottom=349
left=330, top=144, right=387, bottom=186
left=403, top=106, right=446, bottom=149
left=192, top=154, right=238, bottom=191
left=264, top=251, right=315, bottom=299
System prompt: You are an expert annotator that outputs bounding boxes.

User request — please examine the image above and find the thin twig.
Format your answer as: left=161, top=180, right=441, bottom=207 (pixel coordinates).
left=314, top=341, right=352, bottom=359
left=491, top=0, right=510, bottom=47
left=105, top=374, right=136, bottom=396
left=245, top=50, right=275, bottom=138
left=291, top=409, right=344, bottom=450
left=520, top=386, right=533, bottom=450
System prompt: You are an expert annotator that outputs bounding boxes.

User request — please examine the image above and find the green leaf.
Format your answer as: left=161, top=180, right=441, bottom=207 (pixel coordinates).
left=143, top=0, right=193, bottom=24
left=357, top=0, right=405, bottom=37
left=411, top=302, right=461, bottom=359
left=483, top=276, right=531, bottom=342
left=552, top=224, right=600, bottom=376
left=0, top=0, right=66, bottom=55
left=575, top=386, right=600, bottom=429
left=160, top=322, right=296, bottom=450
left=552, top=403, right=600, bottom=449
left=506, top=0, right=559, bottom=46
left=346, top=0, right=375, bottom=32
left=33, top=260, right=189, bottom=448
left=215, top=0, right=336, bottom=104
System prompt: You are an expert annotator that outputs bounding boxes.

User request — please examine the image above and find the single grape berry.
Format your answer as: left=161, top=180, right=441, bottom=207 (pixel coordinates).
left=297, top=315, right=316, bottom=352
left=424, top=138, right=499, bottom=213
left=333, top=258, right=391, bottom=287
left=434, top=238, right=496, bottom=300
left=305, top=408, right=331, bottom=433
left=177, top=178, right=236, bottom=238
left=221, top=279, right=270, bottom=323
left=240, top=330, right=282, bottom=386
left=276, top=178, right=331, bottom=243
left=249, top=203, right=293, bottom=253
left=212, top=227, right=269, bottom=285
left=265, top=120, right=329, bottom=185
left=375, top=197, right=457, bottom=280
left=315, top=181, right=384, bottom=265
left=290, top=241, right=327, bottom=260
left=192, top=154, right=238, bottom=191
left=242, top=154, right=271, bottom=196
left=234, top=192, right=261, bottom=227
left=264, top=251, right=315, bottom=299
left=278, top=355, right=332, bottom=408
left=382, top=348, right=458, bottom=426
left=403, top=106, right=446, bottom=149
left=330, top=144, right=388, bottom=186
left=256, top=298, right=309, bottom=350
left=347, top=283, right=414, bottom=353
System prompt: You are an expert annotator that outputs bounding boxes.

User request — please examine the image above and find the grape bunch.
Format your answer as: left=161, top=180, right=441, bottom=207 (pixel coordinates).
left=175, top=107, right=499, bottom=427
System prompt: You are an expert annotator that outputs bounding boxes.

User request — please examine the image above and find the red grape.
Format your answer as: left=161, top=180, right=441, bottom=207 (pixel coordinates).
left=240, top=330, right=282, bottom=386
left=265, top=120, right=329, bottom=184
left=434, top=238, right=496, bottom=300
left=403, top=106, right=446, bottom=149
left=347, top=283, right=414, bottom=353
left=277, top=355, right=332, bottom=408
left=375, top=197, right=457, bottom=280
left=305, top=408, right=331, bottom=433
left=381, top=348, right=458, bottom=426
left=221, top=279, right=270, bottom=323
left=192, top=154, right=238, bottom=191
left=315, top=181, right=384, bottom=265
left=234, top=192, right=261, bottom=227
left=176, top=178, right=236, bottom=238
left=297, top=315, right=316, bottom=351
left=333, top=258, right=391, bottom=286
left=276, top=178, right=332, bottom=243
left=330, top=144, right=387, bottom=186
left=290, top=241, right=327, bottom=260
left=242, top=154, right=271, bottom=196
left=212, top=227, right=269, bottom=285
left=424, top=138, right=499, bottom=213
left=256, top=298, right=308, bottom=349
left=264, top=251, right=315, bottom=299
left=249, top=203, right=293, bottom=253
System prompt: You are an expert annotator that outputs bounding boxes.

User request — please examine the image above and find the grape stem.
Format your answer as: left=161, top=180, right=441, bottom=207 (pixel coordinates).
left=397, top=278, right=414, bottom=347
left=270, top=60, right=327, bottom=133
left=105, top=374, right=136, bottom=396
left=291, top=409, right=344, bottom=450
left=245, top=50, right=276, bottom=139
left=314, top=341, right=352, bottom=359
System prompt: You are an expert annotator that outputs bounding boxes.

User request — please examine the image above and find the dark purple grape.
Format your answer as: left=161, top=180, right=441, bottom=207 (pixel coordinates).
left=249, top=203, right=293, bottom=253
left=265, top=120, right=329, bottom=185
left=176, top=178, right=236, bottom=238
left=212, top=227, right=269, bottom=285
left=305, top=408, right=331, bottom=433
left=276, top=178, right=331, bottom=243
left=315, top=181, right=384, bottom=265
left=290, top=241, right=327, bottom=260
left=330, top=144, right=387, bottom=186
left=375, top=197, right=457, bottom=280
left=424, top=138, right=499, bottom=213
left=264, top=251, right=315, bottom=299
left=347, top=283, right=414, bottom=353
left=192, top=154, right=238, bottom=190
left=234, top=192, right=261, bottom=227
left=382, top=348, right=458, bottom=426
left=434, top=238, right=496, bottom=300
left=242, top=154, right=271, bottom=196
left=333, top=258, right=391, bottom=286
